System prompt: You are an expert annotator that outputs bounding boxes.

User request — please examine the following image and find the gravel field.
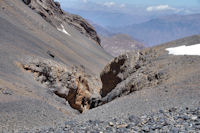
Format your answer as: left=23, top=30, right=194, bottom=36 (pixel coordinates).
left=20, top=106, right=200, bottom=133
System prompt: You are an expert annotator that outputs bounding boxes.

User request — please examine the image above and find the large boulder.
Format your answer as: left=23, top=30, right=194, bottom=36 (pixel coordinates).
left=22, top=57, right=102, bottom=112
left=23, top=0, right=31, bottom=5
left=99, top=50, right=168, bottom=104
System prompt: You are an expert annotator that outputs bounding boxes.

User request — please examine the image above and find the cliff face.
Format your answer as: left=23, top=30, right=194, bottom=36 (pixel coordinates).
left=23, top=0, right=101, bottom=45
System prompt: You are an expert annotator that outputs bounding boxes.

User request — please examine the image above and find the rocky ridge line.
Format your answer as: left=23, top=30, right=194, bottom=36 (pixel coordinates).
left=22, top=0, right=101, bottom=45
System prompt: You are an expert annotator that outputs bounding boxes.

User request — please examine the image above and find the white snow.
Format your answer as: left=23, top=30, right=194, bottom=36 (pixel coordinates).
left=57, top=24, right=71, bottom=36
left=166, top=44, right=200, bottom=56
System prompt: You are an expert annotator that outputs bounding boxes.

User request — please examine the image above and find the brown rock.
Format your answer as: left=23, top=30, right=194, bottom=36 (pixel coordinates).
left=22, top=58, right=101, bottom=112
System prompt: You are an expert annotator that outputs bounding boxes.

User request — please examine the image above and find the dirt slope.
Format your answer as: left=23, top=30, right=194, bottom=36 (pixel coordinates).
left=0, top=0, right=111, bottom=131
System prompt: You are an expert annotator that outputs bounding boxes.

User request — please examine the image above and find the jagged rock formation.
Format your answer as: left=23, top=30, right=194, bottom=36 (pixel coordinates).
left=22, top=0, right=101, bottom=45
left=20, top=51, right=168, bottom=112
left=22, top=57, right=101, bottom=112
left=99, top=51, right=168, bottom=104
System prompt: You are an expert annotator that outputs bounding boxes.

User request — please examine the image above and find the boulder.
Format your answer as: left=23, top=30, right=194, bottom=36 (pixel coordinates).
left=22, top=58, right=101, bottom=112
left=22, top=0, right=31, bottom=5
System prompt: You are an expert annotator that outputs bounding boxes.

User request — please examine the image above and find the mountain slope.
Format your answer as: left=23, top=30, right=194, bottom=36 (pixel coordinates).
left=77, top=35, right=200, bottom=122
left=0, top=0, right=112, bottom=131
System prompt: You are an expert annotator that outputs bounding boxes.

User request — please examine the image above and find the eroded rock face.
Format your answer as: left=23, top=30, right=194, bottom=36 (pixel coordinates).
left=22, top=58, right=101, bottom=112
left=100, top=54, right=127, bottom=97
left=99, top=51, right=168, bottom=105
left=21, top=48, right=169, bottom=112
left=23, top=0, right=31, bottom=5
left=22, top=0, right=101, bottom=45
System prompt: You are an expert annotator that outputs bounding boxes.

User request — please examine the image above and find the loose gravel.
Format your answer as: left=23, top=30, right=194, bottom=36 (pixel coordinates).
left=25, top=106, right=200, bottom=133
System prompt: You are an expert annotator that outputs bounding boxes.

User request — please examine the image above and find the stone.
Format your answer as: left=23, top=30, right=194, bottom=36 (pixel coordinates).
left=22, top=58, right=101, bottom=113
left=116, top=124, right=128, bottom=129
left=108, top=122, right=114, bottom=127
left=126, top=124, right=135, bottom=129
left=22, top=0, right=31, bottom=5
left=142, top=125, right=150, bottom=132
left=191, top=115, right=198, bottom=120
left=2, top=89, right=13, bottom=95
left=128, top=115, right=141, bottom=125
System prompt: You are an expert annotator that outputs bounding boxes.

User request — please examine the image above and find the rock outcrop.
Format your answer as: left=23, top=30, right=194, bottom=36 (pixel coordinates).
left=98, top=50, right=168, bottom=105
left=22, top=57, right=101, bottom=112
left=22, top=0, right=101, bottom=45
left=20, top=50, right=168, bottom=111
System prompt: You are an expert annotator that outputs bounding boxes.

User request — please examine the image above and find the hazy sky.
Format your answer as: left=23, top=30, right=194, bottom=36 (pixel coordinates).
left=56, top=0, right=200, bottom=8
left=55, top=0, right=200, bottom=16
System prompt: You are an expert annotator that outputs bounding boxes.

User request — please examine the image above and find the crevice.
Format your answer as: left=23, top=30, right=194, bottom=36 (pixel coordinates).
left=91, top=51, right=168, bottom=108
left=21, top=52, right=168, bottom=113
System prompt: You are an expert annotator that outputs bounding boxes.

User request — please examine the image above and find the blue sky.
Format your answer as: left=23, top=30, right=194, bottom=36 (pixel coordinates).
left=56, top=0, right=200, bottom=8
left=56, top=0, right=200, bottom=15
left=56, top=0, right=200, bottom=27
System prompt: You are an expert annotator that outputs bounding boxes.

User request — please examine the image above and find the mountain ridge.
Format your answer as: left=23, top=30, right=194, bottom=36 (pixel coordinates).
left=111, top=13, right=200, bottom=46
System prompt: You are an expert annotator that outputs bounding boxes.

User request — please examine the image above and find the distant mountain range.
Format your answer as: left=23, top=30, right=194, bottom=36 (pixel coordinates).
left=111, top=14, right=200, bottom=46
left=100, top=34, right=145, bottom=57
left=65, top=8, right=151, bottom=27
left=89, top=21, right=145, bottom=56
left=64, top=8, right=200, bottom=46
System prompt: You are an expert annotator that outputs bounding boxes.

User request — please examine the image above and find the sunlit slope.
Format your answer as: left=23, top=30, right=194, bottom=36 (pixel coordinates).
left=0, top=0, right=112, bottom=75
left=0, top=0, right=112, bottom=130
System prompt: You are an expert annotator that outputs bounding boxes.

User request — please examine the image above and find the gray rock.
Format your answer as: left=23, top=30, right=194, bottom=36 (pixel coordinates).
left=22, top=0, right=31, bottom=5
left=24, top=0, right=101, bottom=45
left=128, top=115, right=141, bottom=125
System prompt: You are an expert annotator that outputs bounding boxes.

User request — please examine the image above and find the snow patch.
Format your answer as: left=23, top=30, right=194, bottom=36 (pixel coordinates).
left=57, top=24, right=71, bottom=36
left=166, top=44, right=200, bottom=56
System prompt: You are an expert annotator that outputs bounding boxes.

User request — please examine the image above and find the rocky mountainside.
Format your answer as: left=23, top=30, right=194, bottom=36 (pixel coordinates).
left=0, top=0, right=200, bottom=132
left=23, top=0, right=101, bottom=45
left=0, top=0, right=111, bottom=131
